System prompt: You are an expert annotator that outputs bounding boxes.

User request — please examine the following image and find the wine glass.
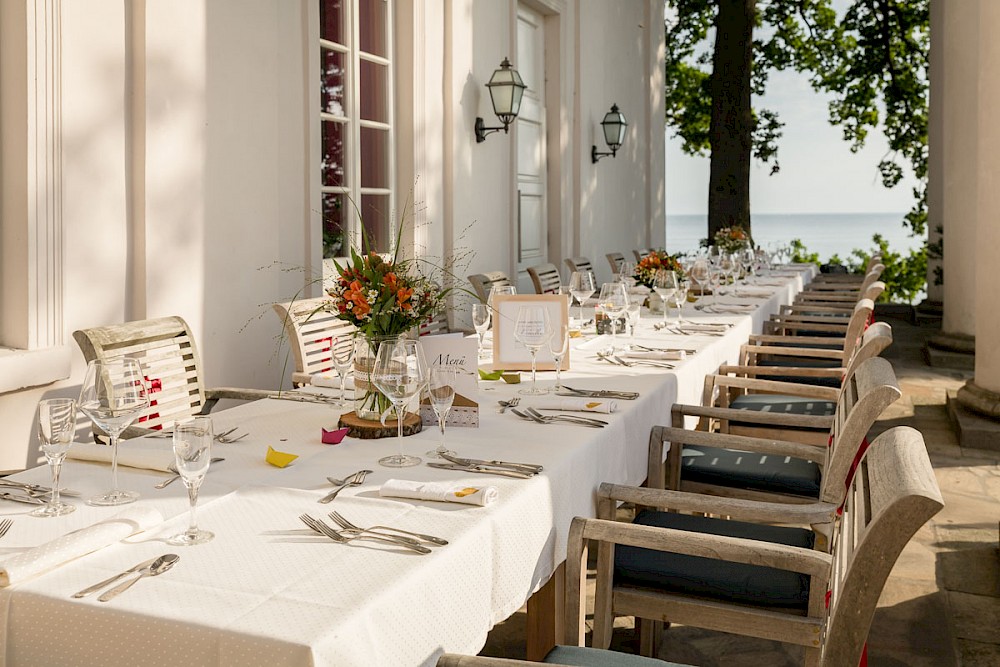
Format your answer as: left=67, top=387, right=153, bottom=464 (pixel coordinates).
left=652, top=269, right=678, bottom=329
left=371, top=339, right=428, bottom=467
left=514, top=305, right=553, bottom=395
left=739, top=247, right=756, bottom=285
left=568, top=271, right=596, bottom=322
left=672, top=278, right=690, bottom=324
left=548, top=322, right=570, bottom=392
left=618, top=260, right=637, bottom=289
left=168, top=416, right=214, bottom=546
left=78, top=358, right=149, bottom=506
left=487, top=284, right=517, bottom=321
left=425, top=366, right=458, bottom=458
left=330, top=333, right=356, bottom=407
left=597, top=282, right=629, bottom=352
left=625, top=304, right=642, bottom=347
left=719, top=253, right=738, bottom=295
left=688, top=258, right=711, bottom=300
left=31, top=398, right=77, bottom=518
left=472, top=303, right=491, bottom=359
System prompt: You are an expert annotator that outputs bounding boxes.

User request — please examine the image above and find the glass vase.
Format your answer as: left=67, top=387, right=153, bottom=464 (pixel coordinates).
left=353, top=335, right=401, bottom=422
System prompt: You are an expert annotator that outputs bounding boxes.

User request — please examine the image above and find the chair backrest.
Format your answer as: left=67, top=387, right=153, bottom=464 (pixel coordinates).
left=73, top=316, right=208, bottom=430
left=820, top=426, right=943, bottom=665
left=564, top=257, right=594, bottom=276
left=526, top=262, right=562, bottom=294
left=419, top=315, right=451, bottom=336
left=632, top=248, right=650, bottom=262
left=840, top=320, right=892, bottom=380
left=468, top=271, right=513, bottom=303
left=605, top=252, right=625, bottom=274
left=272, top=297, right=356, bottom=386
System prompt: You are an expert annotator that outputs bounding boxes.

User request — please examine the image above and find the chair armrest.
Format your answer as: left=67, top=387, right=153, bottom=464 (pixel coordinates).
left=748, top=334, right=846, bottom=346
left=742, top=344, right=845, bottom=360
left=706, top=375, right=841, bottom=400
left=718, top=364, right=845, bottom=381
left=203, top=387, right=276, bottom=414
left=658, top=421, right=829, bottom=456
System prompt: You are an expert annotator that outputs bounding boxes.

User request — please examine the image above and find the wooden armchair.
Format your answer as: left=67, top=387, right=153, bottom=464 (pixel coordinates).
left=73, top=316, right=273, bottom=435
left=438, top=651, right=684, bottom=667
left=632, top=248, right=651, bottom=262
left=272, top=297, right=356, bottom=387
left=571, top=426, right=943, bottom=662
left=526, top=262, right=562, bottom=294
left=755, top=298, right=873, bottom=353
left=605, top=252, right=625, bottom=274
left=808, top=255, right=882, bottom=285
left=468, top=271, right=514, bottom=303
left=564, top=257, right=595, bottom=277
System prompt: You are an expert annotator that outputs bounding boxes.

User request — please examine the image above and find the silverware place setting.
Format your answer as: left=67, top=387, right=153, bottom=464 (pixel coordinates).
left=440, top=452, right=543, bottom=475
left=496, top=397, right=520, bottom=414
left=71, top=553, right=180, bottom=601
left=425, top=462, right=535, bottom=479
left=0, top=479, right=82, bottom=498
left=557, top=386, right=639, bottom=400
left=298, top=514, right=431, bottom=554
left=0, top=519, right=12, bottom=538
left=151, top=427, right=248, bottom=443
left=319, top=469, right=372, bottom=503
left=510, top=407, right=606, bottom=428
left=327, top=511, right=449, bottom=546
left=154, top=458, right=225, bottom=490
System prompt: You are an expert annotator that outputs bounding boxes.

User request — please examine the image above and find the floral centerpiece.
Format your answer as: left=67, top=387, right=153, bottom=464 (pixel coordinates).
left=633, top=250, right=684, bottom=288
left=712, top=225, right=752, bottom=253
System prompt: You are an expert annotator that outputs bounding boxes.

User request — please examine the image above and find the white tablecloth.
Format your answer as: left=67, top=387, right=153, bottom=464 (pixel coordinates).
left=0, top=272, right=809, bottom=666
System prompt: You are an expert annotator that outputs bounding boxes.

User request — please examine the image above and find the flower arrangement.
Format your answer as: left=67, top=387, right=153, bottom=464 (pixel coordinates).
left=633, top=250, right=684, bottom=288
left=713, top=225, right=752, bottom=253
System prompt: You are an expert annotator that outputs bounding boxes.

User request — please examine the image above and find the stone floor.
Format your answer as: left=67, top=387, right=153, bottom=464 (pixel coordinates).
left=480, top=314, right=1000, bottom=665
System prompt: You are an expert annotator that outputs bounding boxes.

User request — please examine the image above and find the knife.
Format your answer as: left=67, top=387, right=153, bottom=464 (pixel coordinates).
left=0, top=491, right=45, bottom=505
left=559, top=387, right=639, bottom=400
left=72, top=556, right=162, bottom=598
left=427, top=462, right=534, bottom=479
left=0, top=480, right=82, bottom=498
left=440, top=453, right=542, bottom=474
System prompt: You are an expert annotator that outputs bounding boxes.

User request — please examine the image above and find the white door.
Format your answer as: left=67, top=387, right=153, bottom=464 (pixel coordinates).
left=515, top=6, right=547, bottom=294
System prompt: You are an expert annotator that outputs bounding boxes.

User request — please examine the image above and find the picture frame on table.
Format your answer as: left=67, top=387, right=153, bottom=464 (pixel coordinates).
left=491, top=294, right=570, bottom=371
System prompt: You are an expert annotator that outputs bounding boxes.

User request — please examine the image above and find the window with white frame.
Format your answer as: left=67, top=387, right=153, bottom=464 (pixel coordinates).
left=319, top=0, right=395, bottom=257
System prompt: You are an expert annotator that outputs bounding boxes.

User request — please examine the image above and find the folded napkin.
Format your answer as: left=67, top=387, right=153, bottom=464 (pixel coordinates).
left=734, top=289, right=773, bottom=298
left=66, top=442, right=174, bottom=472
left=310, top=374, right=356, bottom=390
left=753, top=280, right=787, bottom=286
left=678, top=323, right=729, bottom=333
left=522, top=396, right=618, bottom=413
left=620, top=350, right=685, bottom=361
left=711, top=305, right=756, bottom=313
left=0, top=506, right=162, bottom=587
left=380, top=479, right=498, bottom=506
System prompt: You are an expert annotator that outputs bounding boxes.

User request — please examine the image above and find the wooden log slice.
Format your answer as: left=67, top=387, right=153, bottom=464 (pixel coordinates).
left=337, top=411, right=423, bottom=439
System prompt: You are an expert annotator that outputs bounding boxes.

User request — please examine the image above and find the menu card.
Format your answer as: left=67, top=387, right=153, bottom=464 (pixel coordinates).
left=419, top=334, right=479, bottom=427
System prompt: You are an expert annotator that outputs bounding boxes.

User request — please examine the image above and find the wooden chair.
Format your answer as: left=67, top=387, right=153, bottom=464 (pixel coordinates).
left=756, top=297, right=873, bottom=351
left=526, top=263, right=562, bottom=294
left=574, top=426, right=943, bottom=663
left=468, top=271, right=514, bottom=303
left=73, top=316, right=272, bottom=435
left=606, top=252, right=626, bottom=274
left=809, top=255, right=883, bottom=285
left=564, top=257, right=595, bottom=277
left=632, top=248, right=650, bottom=262
left=272, top=297, right=357, bottom=387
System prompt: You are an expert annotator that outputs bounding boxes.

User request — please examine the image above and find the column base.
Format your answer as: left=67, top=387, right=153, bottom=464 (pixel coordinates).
left=956, top=380, right=1000, bottom=419
left=948, top=386, right=1000, bottom=452
left=925, top=331, right=975, bottom=369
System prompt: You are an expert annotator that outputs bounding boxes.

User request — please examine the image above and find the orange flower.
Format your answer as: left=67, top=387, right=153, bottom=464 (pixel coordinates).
left=384, top=272, right=399, bottom=292
left=344, top=280, right=371, bottom=317
left=397, top=287, right=414, bottom=310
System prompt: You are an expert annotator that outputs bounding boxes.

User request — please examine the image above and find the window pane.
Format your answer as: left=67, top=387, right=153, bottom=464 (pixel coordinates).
left=359, top=59, right=388, bottom=123
left=319, top=0, right=345, bottom=45
left=358, top=0, right=388, bottom=58
left=360, top=126, right=389, bottom=189
left=322, top=121, right=347, bottom=187
left=323, top=193, right=347, bottom=258
left=361, top=194, right=391, bottom=252
left=321, top=49, right=346, bottom=116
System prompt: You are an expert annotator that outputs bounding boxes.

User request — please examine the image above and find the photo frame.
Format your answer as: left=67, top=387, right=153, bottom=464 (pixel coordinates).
left=491, top=294, right=570, bottom=371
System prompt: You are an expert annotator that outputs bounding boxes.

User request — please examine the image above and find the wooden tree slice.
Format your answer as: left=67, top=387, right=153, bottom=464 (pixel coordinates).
left=338, top=411, right=423, bottom=439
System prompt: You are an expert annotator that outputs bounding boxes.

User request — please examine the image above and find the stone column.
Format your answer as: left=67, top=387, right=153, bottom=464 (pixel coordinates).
left=925, top=0, right=944, bottom=304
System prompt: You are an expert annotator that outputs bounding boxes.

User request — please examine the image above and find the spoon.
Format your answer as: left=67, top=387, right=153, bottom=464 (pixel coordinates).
left=98, top=554, right=180, bottom=602
left=154, top=458, right=225, bottom=489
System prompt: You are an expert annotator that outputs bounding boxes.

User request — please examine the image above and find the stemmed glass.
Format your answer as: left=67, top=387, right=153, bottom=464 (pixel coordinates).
left=719, top=253, right=738, bottom=295
left=425, top=366, right=458, bottom=458
left=548, top=322, right=570, bottom=392
left=488, top=284, right=517, bottom=320
left=568, top=271, right=596, bottom=322
left=472, top=303, right=491, bottom=359
left=625, top=304, right=642, bottom=348
left=652, top=269, right=678, bottom=329
left=597, top=282, right=629, bottom=352
left=78, top=359, right=149, bottom=506
left=372, top=339, right=428, bottom=467
left=672, top=278, right=690, bottom=324
left=514, top=305, right=553, bottom=396
left=31, top=398, right=77, bottom=518
left=168, top=416, right=214, bottom=546
left=688, top=258, right=711, bottom=300
left=330, top=333, right=356, bottom=407
left=618, top=261, right=637, bottom=289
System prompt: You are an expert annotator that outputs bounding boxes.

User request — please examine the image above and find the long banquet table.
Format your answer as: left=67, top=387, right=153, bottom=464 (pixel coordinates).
left=0, top=269, right=814, bottom=666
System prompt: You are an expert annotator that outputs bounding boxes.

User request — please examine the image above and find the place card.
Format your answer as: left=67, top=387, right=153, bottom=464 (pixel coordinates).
left=419, top=334, right=479, bottom=427
left=491, top=294, right=570, bottom=371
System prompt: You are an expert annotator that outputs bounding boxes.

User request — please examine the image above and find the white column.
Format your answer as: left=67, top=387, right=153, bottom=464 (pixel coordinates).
left=925, top=0, right=943, bottom=303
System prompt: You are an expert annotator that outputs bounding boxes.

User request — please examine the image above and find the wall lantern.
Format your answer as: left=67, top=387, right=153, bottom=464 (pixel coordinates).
left=591, top=103, right=628, bottom=163
left=475, top=57, right=527, bottom=143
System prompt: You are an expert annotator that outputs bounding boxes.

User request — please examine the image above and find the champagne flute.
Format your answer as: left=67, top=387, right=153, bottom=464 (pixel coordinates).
left=652, top=269, right=678, bottom=329
left=514, top=305, right=553, bottom=395
left=548, top=322, right=570, bottom=391
left=472, top=303, right=491, bottom=359
left=371, top=339, right=428, bottom=467
left=425, top=366, right=458, bottom=458
left=31, top=398, right=77, bottom=518
left=331, top=333, right=356, bottom=407
left=597, top=282, right=629, bottom=352
left=78, top=358, right=149, bottom=506
left=168, top=416, right=214, bottom=546
left=568, top=271, right=596, bottom=322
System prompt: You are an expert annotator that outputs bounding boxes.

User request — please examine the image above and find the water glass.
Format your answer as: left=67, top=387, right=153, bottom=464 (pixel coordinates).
left=371, top=339, right=428, bottom=467
left=597, top=282, right=629, bottom=352
left=425, top=366, right=458, bottom=458
left=548, top=324, right=570, bottom=391
left=568, top=271, right=596, bottom=322
left=331, top=333, right=356, bottom=407
left=625, top=304, right=642, bottom=345
left=514, top=305, right=553, bottom=395
left=472, top=303, right=491, bottom=359
left=168, top=416, right=215, bottom=546
left=652, top=270, right=678, bottom=328
left=32, top=398, right=77, bottom=518
left=672, top=279, right=690, bottom=323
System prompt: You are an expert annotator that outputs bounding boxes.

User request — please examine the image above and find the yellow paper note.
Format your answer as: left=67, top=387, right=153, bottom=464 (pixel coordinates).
left=266, top=446, right=298, bottom=468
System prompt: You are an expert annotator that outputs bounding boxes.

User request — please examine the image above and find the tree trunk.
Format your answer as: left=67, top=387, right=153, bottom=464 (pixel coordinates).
left=707, top=0, right=754, bottom=240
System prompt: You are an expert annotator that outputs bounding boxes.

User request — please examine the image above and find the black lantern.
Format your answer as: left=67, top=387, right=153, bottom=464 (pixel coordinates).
left=591, top=103, right=628, bottom=163
left=475, top=58, right=527, bottom=143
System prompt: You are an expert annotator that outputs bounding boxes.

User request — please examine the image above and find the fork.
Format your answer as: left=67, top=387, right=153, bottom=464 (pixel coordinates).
left=524, top=407, right=607, bottom=427
left=298, top=514, right=430, bottom=554
left=328, top=510, right=449, bottom=546
left=318, top=469, right=371, bottom=503
left=612, top=355, right=674, bottom=369
left=497, top=397, right=520, bottom=414
left=0, top=519, right=12, bottom=539
left=215, top=429, right=249, bottom=444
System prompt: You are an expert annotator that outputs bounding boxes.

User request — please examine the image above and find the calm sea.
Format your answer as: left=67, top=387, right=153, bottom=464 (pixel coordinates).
left=665, top=212, right=925, bottom=261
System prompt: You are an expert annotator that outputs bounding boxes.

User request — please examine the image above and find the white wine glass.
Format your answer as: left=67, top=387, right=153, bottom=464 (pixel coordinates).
left=688, top=258, right=711, bottom=300
left=514, top=305, right=553, bottom=395
left=618, top=260, right=637, bottom=289
left=372, top=339, right=428, bottom=467
left=168, top=416, right=214, bottom=546
left=78, top=358, right=149, bottom=506
left=425, top=366, right=458, bottom=458
left=672, top=278, right=690, bottom=324
left=472, top=303, right=491, bottom=359
left=32, top=398, right=77, bottom=518
left=652, top=269, right=678, bottom=329
left=597, top=282, right=629, bottom=352
left=719, top=253, right=738, bottom=295
left=568, top=271, right=596, bottom=322
left=548, top=323, right=570, bottom=392
left=331, top=333, right=356, bottom=407
left=625, top=303, right=642, bottom=347
left=487, top=284, right=517, bottom=322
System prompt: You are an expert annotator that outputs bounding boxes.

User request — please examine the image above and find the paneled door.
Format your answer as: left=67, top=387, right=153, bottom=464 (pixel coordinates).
left=515, top=5, right=547, bottom=294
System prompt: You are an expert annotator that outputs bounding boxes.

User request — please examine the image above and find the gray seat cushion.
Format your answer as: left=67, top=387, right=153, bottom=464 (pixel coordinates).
left=614, top=510, right=814, bottom=610
left=729, top=393, right=836, bottom=418
left=545, top=645, right=689, bottom=666
left=680, top=444, right=822, bottom=497
left=752, top=357, right=843, bottom=388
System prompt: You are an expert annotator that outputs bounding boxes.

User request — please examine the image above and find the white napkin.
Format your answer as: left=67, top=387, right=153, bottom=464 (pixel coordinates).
left=0, top=506, right=162, bottom=587
left=620, top=350, right=685, bottom=361
left=523, top=397, right=618, bottom=413
left=310, top=374, right=356, bottom=390
left=734, top=288, right=773, bottom=298
left=379, top=479, right=498, bottom=506
left=576, top=335, right=612, bottom=351
left=678, top=323, right=729, bottom=333
left=711, top=304, right=756, bottom=313
left=66, top=442, right=175, bottom=472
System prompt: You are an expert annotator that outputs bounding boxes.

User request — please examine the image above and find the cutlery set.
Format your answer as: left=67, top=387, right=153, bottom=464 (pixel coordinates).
left=299, top=514, right=434, bottom=555
left=559, top=386, right=639, bottom=400
left=150, top=426, right=248, bottom=443
left=0, top=519, right=12, bottom=538
left=510, top=408, right=607, bottom=429
left=596, top=351, right=674, bottom=369
left=0, top=480, right=81, bottom=504
left=71, top=553, right=180, bottom=602
left=318, top=469, right=372, bottom=503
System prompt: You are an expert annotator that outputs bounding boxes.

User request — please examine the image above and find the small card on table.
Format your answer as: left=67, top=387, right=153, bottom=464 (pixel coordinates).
left=419, top=334, right=479, bottom=427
